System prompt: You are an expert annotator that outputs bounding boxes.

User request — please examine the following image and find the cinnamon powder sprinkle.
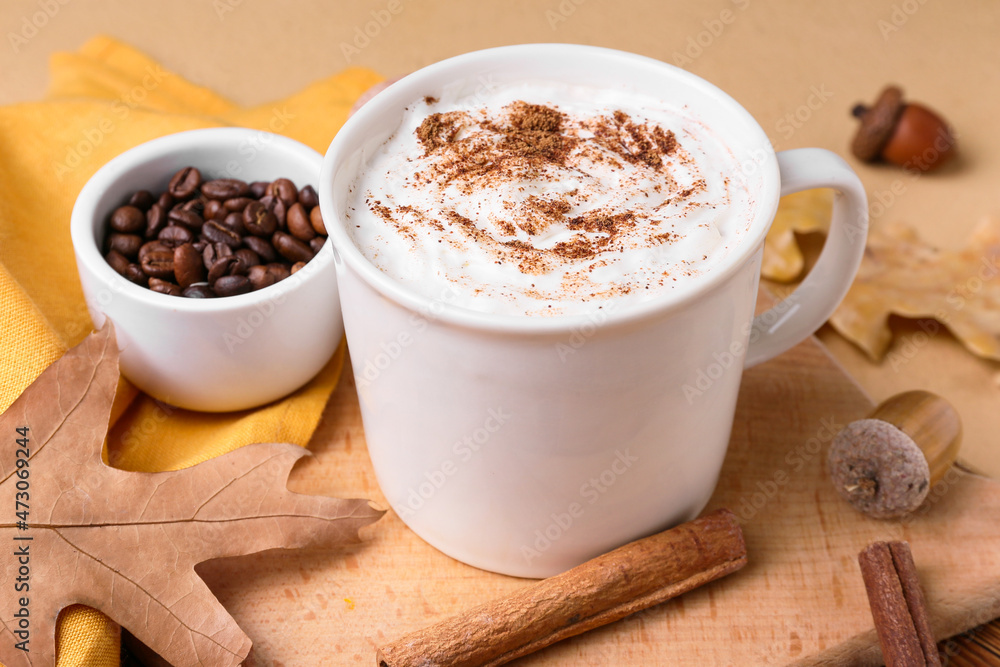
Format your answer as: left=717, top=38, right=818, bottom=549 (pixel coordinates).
left=366, top=98, right=711, bottom=305
left=552, top=237, right=598, bottom=260
left=499, top=101, right=571, bottom=162
left=369, top=202, right=394, bottom=223
left=528, top=196, right=572, bottom=220
left=568, top=211, right=635, bottom=236
left=591, top=110, right=678, bottom=169
left=416, top=111, right=465, bottom=152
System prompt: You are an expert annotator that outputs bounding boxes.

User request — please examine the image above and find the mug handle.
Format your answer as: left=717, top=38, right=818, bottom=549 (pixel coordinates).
left=743, top=148, right=869, bottom=368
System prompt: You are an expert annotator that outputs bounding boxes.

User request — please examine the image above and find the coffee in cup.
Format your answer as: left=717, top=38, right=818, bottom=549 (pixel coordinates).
left=346, top=82, right=752, bottom=316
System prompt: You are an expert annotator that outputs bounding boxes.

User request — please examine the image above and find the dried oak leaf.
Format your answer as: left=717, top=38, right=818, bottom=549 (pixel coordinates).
left=762, top=189, right=834, bottom=282
left=0, top=323, right=384, bottom=667
left=830, top=218, right=1000, bottom=361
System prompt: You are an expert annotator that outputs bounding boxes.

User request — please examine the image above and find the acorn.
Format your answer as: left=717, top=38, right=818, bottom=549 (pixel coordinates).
left=827, top=390, right=962, bottom=519
left=850, top=86, right=956, bottom=172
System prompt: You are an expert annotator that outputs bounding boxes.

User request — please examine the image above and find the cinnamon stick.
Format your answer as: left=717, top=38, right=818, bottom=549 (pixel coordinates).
left=858, top=540, right=941, bottom=666
left=376, top=508, right=747, bottom=667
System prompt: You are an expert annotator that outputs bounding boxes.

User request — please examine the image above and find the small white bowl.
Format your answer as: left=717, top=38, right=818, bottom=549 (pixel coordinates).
left=71, top=128, right=342, bottom=412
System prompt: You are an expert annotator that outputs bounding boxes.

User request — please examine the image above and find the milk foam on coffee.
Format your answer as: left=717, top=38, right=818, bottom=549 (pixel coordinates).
left=345, top=82, right=752, bottom=316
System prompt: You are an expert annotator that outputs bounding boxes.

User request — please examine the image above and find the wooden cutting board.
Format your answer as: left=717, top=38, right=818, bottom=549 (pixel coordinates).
left=195, top=333, right=1000, bottom=666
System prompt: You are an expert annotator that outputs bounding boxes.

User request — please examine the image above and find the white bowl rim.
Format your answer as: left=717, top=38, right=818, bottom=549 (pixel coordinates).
left=71, top=127, right=330, bottom=314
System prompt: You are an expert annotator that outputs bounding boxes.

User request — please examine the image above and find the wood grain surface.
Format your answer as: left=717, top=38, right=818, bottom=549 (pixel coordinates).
left=191, top=332, right=1000, bottom=666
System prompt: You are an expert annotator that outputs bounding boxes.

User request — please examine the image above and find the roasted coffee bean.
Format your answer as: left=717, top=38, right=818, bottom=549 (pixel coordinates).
left=158, top=225, right=194, bottom=248
left=228, top=256, right=249, bottom=276
left=221, top=211, right=246, bottom=236
left=260, top=195, right=287, bottom=226
left=182, top=283, right=215, bottom=298
left=309, top=205, right=326, bottom=235
left=124, top=264, right=148, bottom=286
left=201, top=178, right=249, bottom=200
left=173, top=243, right=205, bottom=288
left=213, top=275, right=251, bottom=297
left=266, top=178, right=298, bottom=207
left=242, top=201, right=278, bottom=237
left=233, top=248, right=260, bottom=274
left=107, top=233, right=143, bottom=259
left=203, top=199, right=225, bottom=220
left=286, top=202, right=316, bottom=242
left=223, top=197, right=253, bottom=212
left=168, top=166, right=201, bottom=199
left=105, top=249, right=131, bottom=275
left=110, top=206, right=145, bottom=233
left=145, top=203, right=168, bottom=237
left=103, top=168, right=326, bottom=298
left=247, top=264, right=276, bottom=291
left=202, top=242, right=233, bottom=270
left=249, top=181, right=269, bottom=199
left=141, top=250, right=175, bottom=280
left=148, top=278, right=182, bottom=296
left=181, top=198, right=205, bottom=214
left=207, top=256, right=238, bottom=283
left=273, top=231, right=314, bottom=263
left=167, top=207, right=204, bottom=231
left=298, top=184, right=319, bottom=209
left=265, top=263, right=291, bottom=282
left=139, top=240, right=170, bottom=264
left=128, top=190, right=155, bottom=211
left=243, top=235, right=277, bottom=263
left=203, top=220, right=243, bottom=248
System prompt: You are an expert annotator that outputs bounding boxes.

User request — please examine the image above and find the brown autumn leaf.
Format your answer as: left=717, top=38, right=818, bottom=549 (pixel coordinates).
left=0, top=323, right=384, bottom=667
left=830, top=218, right=1000, bottom=361
left=762, top=189, right=834, bottom=282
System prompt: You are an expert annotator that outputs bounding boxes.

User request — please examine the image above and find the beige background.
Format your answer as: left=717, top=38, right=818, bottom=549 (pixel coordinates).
left=2, top=0, right=1000, bottom=475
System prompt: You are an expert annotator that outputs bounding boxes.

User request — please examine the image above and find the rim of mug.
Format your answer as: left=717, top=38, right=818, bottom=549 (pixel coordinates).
left=70, top=127, right=329, bottom=314
left=321, top=43, right=781, bottom=334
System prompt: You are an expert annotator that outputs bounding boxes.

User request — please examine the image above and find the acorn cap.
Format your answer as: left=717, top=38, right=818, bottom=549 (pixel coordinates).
left=851, top=86, right=906, bottom=162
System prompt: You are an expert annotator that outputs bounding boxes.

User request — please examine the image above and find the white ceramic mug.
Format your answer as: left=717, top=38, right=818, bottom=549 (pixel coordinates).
left=72, top=128, right=342, bottom=412
left=320, top=44, right=868, bottom=577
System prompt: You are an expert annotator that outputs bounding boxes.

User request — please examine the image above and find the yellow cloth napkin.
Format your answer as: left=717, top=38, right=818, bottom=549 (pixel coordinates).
left=0, top=36, right=381, bottom=666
